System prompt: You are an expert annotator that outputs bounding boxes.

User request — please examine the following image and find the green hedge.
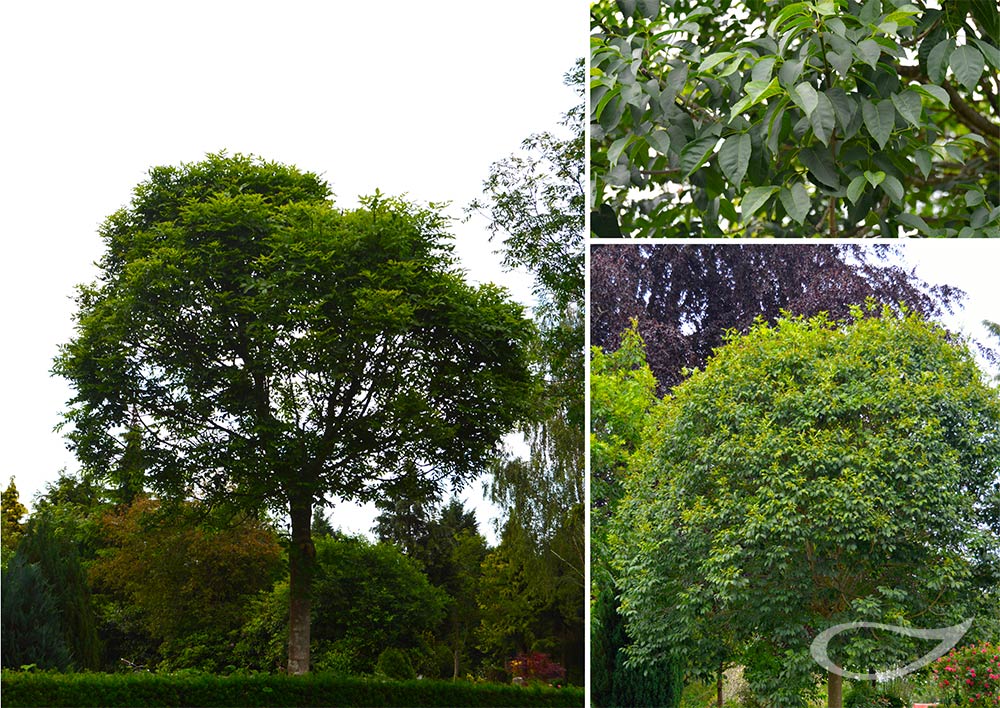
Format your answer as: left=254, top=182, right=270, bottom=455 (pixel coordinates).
left=0, top=671, right=584, bottom=707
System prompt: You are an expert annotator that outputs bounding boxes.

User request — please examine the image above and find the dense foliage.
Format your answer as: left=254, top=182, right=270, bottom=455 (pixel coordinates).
left=611, top=307, right=1000, bottom=707
left=590, top=323, right=684, bottom=708
left=0, top=671, right=584, bottom=708
left=591, top=0, right=999, bottom=237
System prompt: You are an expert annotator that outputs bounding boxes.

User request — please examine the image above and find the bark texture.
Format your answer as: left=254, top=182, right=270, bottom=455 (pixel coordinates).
left=287, top=495, right=315, bottom=675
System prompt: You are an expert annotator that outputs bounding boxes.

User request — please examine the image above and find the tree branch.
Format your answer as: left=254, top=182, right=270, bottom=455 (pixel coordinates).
left=942, top=81, right=1000, bottom=141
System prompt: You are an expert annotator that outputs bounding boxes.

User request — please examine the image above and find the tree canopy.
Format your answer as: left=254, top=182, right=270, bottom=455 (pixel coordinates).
left=591, top=0, right=1000, bottom=237
left=590, top=243, right=962, bottom=391
left=611, top=306, right=1000, bottom=708
left=53, top=152, right=536, bottom=673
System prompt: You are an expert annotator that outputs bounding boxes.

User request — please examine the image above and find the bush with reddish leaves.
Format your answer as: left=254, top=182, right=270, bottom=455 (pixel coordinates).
left=930, top=642, right=1000, bottom=707
left=507, top=652, right=567, bottom=687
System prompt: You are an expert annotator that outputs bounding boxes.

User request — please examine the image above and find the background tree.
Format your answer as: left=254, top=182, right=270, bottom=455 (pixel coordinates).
left=374, top=496, right=488, bottom=679
left=612, top=307, right=1000, bottom=708
left=591, top=0, right=999, bottom=237
left=590, top=323, right=686, bottom=708
left=236, top=534, right=448, bottom=675
left=591, top=243, right=962, bottom=391
left=89, top=497, right=284, bottom=671
left=12, top=514, right=102, bottom=671
left=468, top=59, right=586, bottom=686
left=1, top=478, right=27, bottom=560
left=53, top=153, right=536, bottom=674
left=1, top=554, right=72, bottom=670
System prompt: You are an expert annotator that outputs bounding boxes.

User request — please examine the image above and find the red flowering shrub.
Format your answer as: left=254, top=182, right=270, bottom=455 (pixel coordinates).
left=506, top=652, right=567, bottom=686
left=930, top=642, right=1000, bottom=707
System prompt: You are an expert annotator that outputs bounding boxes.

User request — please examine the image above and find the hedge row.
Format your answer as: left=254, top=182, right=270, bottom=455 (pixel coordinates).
left=0, top=671, right=584, bottom=707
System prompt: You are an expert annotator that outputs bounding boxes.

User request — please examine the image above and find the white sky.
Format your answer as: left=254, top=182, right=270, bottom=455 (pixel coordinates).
left=0, top=1, right=586, bottom=543
left=892, top=241, right=1000, bottom=375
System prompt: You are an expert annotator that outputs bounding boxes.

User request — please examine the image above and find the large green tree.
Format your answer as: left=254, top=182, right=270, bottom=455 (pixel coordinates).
left=54, top=153, right=536, bottom=674
left=591, top=0, right=999, bottom=237
left=612, top=306, right=1000, bottom=708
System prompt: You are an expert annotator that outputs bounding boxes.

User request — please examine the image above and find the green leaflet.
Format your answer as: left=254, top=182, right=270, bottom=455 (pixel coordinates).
left=719, top=133, right=752, bottom=189
left=847, top=174, right=867, bottom=204
left=779, top=183, right=810, bottom=225
left=729, top=78, right=783, bottom=121
left=855, top=39, right=881, bottom=70
left=890, top=90, right=922, bottom=127
left=927, top=39, right=955, bottom=84
left=699, top=52, right=738, bottom=73
left=741, top=186, right=779, bottom=223
left=965, top=189, right=984, bottom=207
left=637, top=0, right=659, bottom=19
left=798, top=146, right=840, bottom=188
left=616, top=0, right=637, bottom=16
left=914, top=83, right=950, bottom=107
left=895, top=213, right=937, bottom=236
left=768, top=2, right=811, bottom=37
left=647, top=130, right=671, bottom=156
left=792, top=82, right=819, bottom=117
left=861, top=99, right=895, bottom=150
left=881, top=175, right=904, bottom=204
left=608, top=136, right=634, bottom=167
left=972, top=38, right=1000, bottom=71
left=949, top=45, right=986, bottom=93
left=751, top=57, right=778, bottom=83
left=810, top=93, right=836, bottom=146
left=864, top=170, right=885, bottom=188
left=680, top=136, right=719, bottom=178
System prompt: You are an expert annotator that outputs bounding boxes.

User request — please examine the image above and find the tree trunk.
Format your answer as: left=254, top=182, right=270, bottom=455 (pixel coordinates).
left=716, top=662, right=724, bottom=708
left=287, top=494, right=315, bottom=675
left=828, top=671, right=843, bottom=708
left=453, top=648, right=460, bottom=681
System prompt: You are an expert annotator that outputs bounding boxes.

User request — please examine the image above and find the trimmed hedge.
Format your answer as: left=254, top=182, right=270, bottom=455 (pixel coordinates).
left=0, top=671, right=584, bottom=707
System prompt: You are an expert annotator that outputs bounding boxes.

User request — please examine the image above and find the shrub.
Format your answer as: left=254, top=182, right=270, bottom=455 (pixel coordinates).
left=376, top=647, right=416, bottom=681
left=844, top=682, right=906, bottom=708
left=507, top=652, right=566, bottom=686
left=930, top=642, right=1000, bottom=708
left=0, top=671, right=584, bottom=707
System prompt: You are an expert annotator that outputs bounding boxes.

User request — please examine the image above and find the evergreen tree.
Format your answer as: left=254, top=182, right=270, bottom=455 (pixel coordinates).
left=16, top=514, right=102, bottom=670
left=1, top=553, right=72, bottom=670
left=593, top=574, right=683, bottom=708
left=1, top=477, right=28, bottom=561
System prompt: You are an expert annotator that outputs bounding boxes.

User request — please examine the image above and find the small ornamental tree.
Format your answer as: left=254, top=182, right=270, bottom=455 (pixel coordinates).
left=591, top=0, right=1000, bottom=237
left=507, top=651, right=567, bottom=686
left=54, top=153, right=536, bottom=673
left=612, top=305, right=1000, bottom=708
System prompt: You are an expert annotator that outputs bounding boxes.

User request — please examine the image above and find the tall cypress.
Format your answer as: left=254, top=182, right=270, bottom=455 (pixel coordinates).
left=16, top=514, right=102, bottom=670
left=592, top=573, right=683, bottom=708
